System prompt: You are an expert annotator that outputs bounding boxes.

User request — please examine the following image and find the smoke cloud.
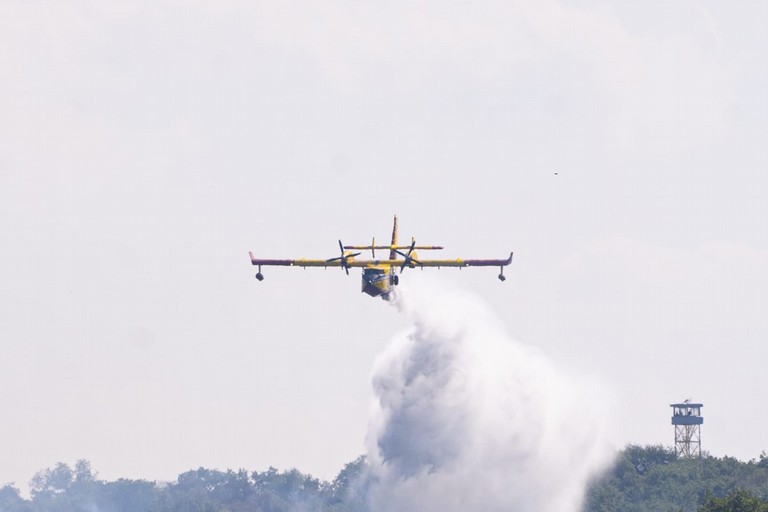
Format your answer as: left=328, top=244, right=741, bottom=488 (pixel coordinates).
left=365, top=278, right=614, bottom=512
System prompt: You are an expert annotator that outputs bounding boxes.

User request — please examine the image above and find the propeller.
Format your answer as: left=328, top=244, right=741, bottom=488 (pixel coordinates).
left=326, top=240, right=361, bottom=275
left=395, top=239, right=422, bottom=274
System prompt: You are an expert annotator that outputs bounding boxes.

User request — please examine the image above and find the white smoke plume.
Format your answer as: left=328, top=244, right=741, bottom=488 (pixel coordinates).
left=365, top=278, right=614, bottom=512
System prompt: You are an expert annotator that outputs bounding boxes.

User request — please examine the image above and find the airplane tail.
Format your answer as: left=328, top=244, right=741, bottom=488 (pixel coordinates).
left=389, top=215, right=398, bottom=260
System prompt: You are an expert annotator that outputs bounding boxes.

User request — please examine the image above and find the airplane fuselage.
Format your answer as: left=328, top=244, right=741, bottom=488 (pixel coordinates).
left=361, top=266, right=397, bottom=300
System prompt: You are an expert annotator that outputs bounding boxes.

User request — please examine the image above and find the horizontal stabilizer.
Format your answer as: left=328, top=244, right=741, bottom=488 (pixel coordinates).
left=344, top=245, right=444, bottom=251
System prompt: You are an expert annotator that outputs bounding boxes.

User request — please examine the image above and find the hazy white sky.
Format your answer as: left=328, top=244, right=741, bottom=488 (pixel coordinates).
left=1, top=0, right=766, bottom=490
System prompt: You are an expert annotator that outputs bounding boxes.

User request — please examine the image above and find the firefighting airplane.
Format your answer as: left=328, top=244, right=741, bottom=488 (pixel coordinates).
left=249, top=216, right=513, bottom=301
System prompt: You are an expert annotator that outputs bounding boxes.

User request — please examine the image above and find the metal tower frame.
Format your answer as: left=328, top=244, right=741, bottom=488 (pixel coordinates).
left=670, top=400, right=703, bottom=458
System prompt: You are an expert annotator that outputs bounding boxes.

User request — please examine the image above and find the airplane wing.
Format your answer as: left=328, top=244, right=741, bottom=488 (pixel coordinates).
left=249, top=252, right=513, bottom=268
left=249, top=253, right=343, bottom=268
left=248, top=252, right=513, bottom=268
left=249, top=253, right=389, bottom=269
left=413, top=252, right=514, bottom=268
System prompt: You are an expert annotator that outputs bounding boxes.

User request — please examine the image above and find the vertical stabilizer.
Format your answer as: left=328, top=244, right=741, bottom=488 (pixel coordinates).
left=389, top=215, right=398, bottom=260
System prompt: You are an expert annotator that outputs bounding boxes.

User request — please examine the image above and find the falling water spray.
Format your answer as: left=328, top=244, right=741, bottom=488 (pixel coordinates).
left=365, top=278, right=614, bottom=512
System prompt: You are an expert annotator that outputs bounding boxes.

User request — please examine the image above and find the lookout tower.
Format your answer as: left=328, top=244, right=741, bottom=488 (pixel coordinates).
left=670, top=400, right=703, bottom=458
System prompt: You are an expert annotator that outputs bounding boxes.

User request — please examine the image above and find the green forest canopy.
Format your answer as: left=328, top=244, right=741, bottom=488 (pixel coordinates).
left=2, top=446, right=767, bottom=512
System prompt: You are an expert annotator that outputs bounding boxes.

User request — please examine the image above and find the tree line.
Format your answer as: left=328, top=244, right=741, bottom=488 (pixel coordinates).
left=2, top=447, right=767, bottom=512
left=585, top=445, right=768, bottom=512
